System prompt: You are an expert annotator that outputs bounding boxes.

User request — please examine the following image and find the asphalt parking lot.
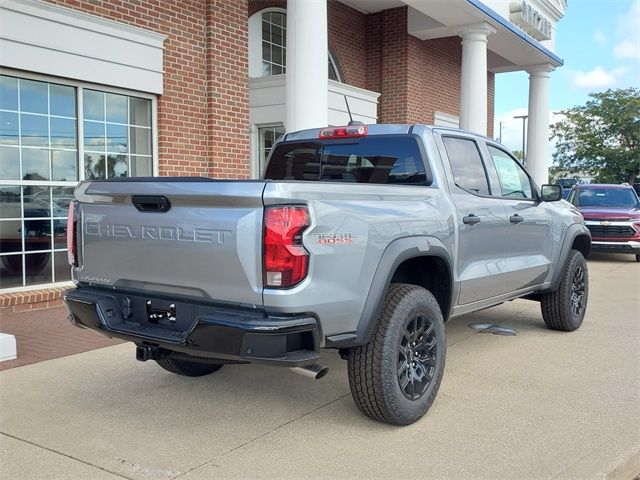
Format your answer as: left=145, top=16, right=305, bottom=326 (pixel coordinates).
left=1, top=253, right=638, bottom=480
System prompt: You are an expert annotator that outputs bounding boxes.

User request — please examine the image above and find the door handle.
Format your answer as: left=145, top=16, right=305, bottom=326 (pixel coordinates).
left=132, top=195, right=171, bottom=213
left=510, top=214, right=524, bottom=224
left=463, top=214, right=481, bottom=225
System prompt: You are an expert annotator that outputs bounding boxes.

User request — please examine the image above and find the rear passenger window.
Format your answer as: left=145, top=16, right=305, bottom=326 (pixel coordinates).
left=263, top=142, right=321, bottom=181
left=487, top=146, right=533, bottom=199
left=264, top=136, right=429, bottom=185
left=442, top=137, right=490, bottom=196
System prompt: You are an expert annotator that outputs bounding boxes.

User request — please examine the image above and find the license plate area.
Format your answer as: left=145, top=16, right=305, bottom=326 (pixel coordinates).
left=146, top=300, right=176, bottom=326
left=122, top=295, right=197, bottom=335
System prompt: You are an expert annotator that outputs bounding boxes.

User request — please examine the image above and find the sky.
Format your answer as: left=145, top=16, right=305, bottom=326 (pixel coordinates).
left=494, top=0, right=640, bottom=154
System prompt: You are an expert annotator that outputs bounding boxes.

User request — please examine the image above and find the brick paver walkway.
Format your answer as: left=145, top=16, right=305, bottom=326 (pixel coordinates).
left=0, top=306, right=122, bottom=371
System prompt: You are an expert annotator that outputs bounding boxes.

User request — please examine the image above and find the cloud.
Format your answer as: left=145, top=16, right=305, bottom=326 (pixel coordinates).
left=593, top=29, right=607, bottom=46
left=570, top=66, right=629, bottom=89
left=613, top=1, right=640, bottom=61
left=613, top=40, right=640, bottom=61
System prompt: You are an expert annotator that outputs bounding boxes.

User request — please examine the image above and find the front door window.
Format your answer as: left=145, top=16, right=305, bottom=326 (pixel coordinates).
left=487, top=146, right=533, bottom=199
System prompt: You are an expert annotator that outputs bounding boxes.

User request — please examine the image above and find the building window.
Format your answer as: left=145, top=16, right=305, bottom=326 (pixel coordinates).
left=83, top=89, right=153, bottom=179
left=261, top=11, right=287, bottom=76
left=249, top=8, right=342, bottom=82
left=0, top=73, right=155, bottom=290
left=258, top=125, right=285, bottom=174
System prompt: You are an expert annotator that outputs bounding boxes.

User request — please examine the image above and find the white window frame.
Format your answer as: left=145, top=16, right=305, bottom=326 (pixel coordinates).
left=249, top=7, right=287, bottom=78
left=249, top=8, right=342, bottom=83
left=251, top=122, right=285, bottom=178
left=0, top=68, right=159, bottom=181
left=0, top=67, right=158, bottom=292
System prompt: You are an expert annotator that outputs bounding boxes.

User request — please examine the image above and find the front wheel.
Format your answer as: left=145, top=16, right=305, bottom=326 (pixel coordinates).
left=347, top=284, right=446, bottom=426
left=635, top=254, right=640, bottom=263
left=540, top=250, right=589, bottom=331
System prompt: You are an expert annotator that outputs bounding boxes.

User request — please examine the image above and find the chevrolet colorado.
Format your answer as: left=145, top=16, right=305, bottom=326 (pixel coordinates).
left=64, top=124, right=591, bottom=425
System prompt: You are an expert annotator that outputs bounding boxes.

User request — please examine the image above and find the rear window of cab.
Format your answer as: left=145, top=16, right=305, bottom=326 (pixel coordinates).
left=264, top=135, right=431, bottom=186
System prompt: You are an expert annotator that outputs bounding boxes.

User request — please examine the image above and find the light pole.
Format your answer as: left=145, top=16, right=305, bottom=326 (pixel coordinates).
left=498, top=121, right=504, bottom=143
left=514, top=114, right=528, bottom=166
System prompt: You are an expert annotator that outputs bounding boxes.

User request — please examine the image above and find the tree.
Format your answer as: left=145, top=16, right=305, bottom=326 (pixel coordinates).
left=512, top=150, right=524, bottom=162
left=551, top=88, right=640, bottom=184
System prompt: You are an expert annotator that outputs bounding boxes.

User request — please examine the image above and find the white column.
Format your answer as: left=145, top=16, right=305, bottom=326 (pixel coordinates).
left=526, top=64, right=554, bottom=186
left=285, top=0, right=328, bottom=132
left=459, top=23, right=495, bottom=135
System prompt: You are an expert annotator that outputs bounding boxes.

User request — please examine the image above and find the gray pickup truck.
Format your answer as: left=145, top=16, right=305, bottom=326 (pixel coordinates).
left=64, top=124, right=591, bottom=425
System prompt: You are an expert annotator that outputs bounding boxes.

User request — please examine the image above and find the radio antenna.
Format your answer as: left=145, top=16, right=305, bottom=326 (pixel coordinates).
left=344, top=96, right=364, bottom=126
left=344, top=96, right=353, bottom=123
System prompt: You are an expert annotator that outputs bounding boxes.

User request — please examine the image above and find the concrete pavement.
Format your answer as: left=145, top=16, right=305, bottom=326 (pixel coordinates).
left=1, top=253, right=638, bottom=480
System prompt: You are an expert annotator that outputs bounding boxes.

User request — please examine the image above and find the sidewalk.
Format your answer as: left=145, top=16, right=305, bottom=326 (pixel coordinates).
left=0, top=253, right=638, bottom=480
left=0, top=305, right=122, bottom=371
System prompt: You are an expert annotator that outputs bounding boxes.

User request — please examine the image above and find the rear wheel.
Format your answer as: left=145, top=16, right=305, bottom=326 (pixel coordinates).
left=347, top=284, right=446, bottom=426
left=540, top=250, right=588, bottom=331
left=156, top=357, right=224, bottom=377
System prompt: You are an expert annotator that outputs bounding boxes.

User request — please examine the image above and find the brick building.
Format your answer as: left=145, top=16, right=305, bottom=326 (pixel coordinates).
left=0, top=0, right=566, bottom=304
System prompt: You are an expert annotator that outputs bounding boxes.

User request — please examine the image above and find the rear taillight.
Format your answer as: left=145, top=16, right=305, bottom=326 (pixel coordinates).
left=263, top=205, right=310, bottom=288
left=67, top=200, right=78, bottom=266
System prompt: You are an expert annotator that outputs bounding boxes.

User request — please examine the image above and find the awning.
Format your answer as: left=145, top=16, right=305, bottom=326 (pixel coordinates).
left=340, top=0, right=564, bottom=73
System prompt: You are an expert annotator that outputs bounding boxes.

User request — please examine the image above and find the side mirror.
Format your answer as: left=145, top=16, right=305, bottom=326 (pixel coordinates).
left=540, top=184, right=562, bottom=202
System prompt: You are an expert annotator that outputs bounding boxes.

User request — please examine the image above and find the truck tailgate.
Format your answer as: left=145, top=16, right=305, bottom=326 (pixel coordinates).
left=74, top=179, right=266, bottom=306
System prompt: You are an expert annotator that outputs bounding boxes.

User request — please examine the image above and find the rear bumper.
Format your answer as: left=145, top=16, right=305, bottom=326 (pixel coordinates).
left=64, top=288, right=320, bottom=366
left=590, top=240, right=640, bottom=254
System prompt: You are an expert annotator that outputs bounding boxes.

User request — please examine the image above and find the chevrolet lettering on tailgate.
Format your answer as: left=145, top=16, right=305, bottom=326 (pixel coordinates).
left=85, top=223, right=231, bottom=244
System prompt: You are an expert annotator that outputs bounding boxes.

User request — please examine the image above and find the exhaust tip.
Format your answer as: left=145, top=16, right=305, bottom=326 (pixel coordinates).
left=290, top=364, right=329, bottom=380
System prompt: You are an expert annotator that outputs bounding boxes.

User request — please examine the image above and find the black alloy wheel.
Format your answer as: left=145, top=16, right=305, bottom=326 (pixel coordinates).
left=570, top=264, right=586, bottom=317
left=397, top=314, right=437, bottom=401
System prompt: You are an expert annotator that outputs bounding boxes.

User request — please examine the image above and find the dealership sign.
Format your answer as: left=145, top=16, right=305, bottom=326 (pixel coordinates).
left=509, top=1, right=552, bottom=41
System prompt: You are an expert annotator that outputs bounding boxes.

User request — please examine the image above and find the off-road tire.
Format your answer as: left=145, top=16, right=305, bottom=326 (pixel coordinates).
left=347, top=283, right=446, bottom=426
left=156, top=357, right=224, bottom=377
left=541, top=249, right=588, bottom=331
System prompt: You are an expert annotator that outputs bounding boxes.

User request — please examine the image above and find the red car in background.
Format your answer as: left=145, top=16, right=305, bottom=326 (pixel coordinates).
left=568, top=184, right=640, bottom=262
